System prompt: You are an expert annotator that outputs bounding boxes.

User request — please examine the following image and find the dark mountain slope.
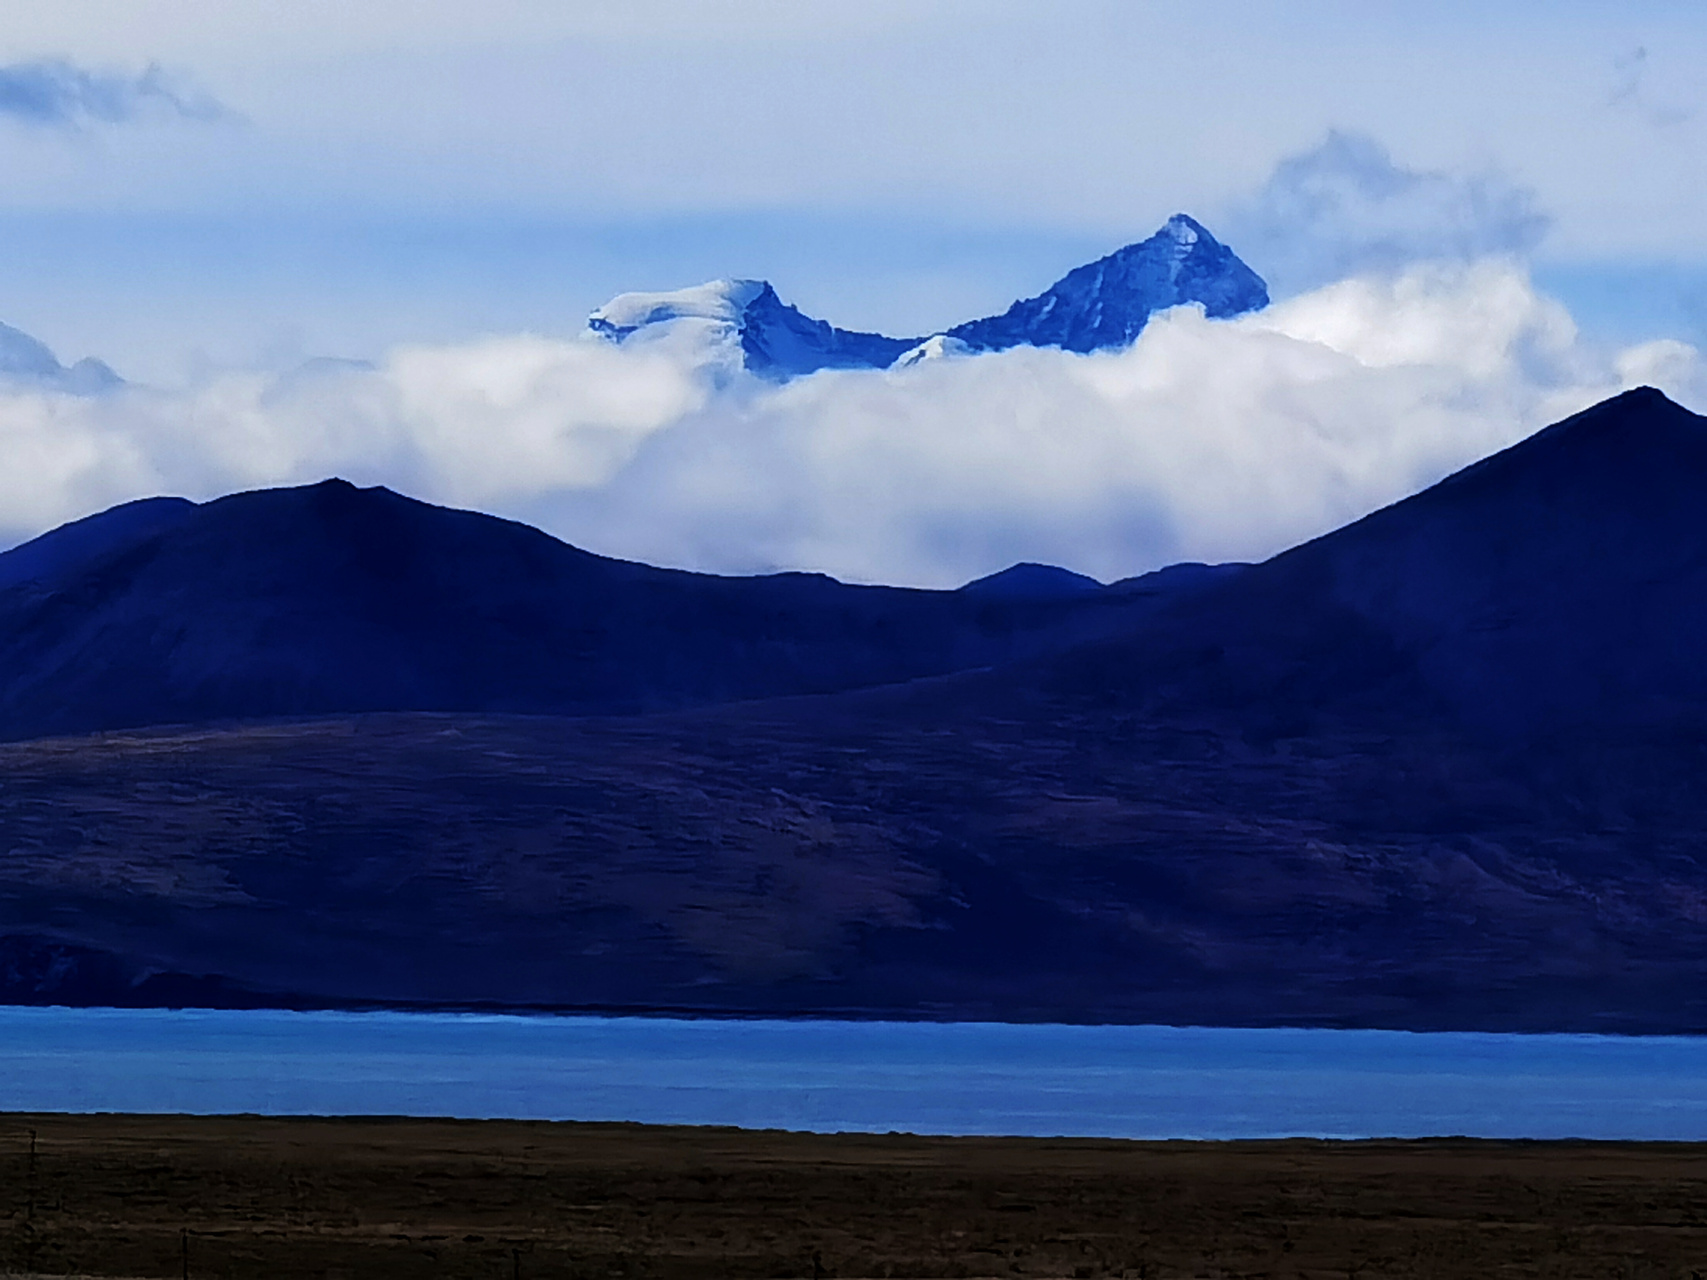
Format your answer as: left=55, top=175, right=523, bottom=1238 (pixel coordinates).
left=1294, top=385, right=1707, bottom=733
left=1021, top=386, right=1707, bottom=739
left=958, top=562, right=1104, bottom=600
left=0, top=496, right=195, bottom=593
left=0, top=480, right=1193, bottom=741
left=3, top=700, right=1704, bottom=1030
left=8, top=390, right=1707, bottom=1030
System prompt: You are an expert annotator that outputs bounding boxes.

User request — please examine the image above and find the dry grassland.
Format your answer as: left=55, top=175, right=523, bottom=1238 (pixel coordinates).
left=2, top=1115, right=1706, bottom=1278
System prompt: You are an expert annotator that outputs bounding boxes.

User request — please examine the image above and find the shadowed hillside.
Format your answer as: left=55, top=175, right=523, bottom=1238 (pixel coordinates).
left=1021, top=385, right=1707, bottom=739
left=0, top=481, right=1211, bottom=742
left=4, top=388, right=1707, bottom=1030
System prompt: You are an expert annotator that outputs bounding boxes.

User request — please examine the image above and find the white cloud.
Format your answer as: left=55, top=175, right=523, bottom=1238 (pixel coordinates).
left=1225, top=132, right=1552, bottom=297
left=0, top=57, right=227, bottom=128
left=0, top=261, right=1699, bottom=588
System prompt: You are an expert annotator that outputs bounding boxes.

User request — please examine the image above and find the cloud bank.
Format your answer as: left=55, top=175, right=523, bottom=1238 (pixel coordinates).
left=0, top=260, right=1697, bottom=588
left=1226, top=132, right=1552, bottom=297
left=0, top=58, right=226, bottom=127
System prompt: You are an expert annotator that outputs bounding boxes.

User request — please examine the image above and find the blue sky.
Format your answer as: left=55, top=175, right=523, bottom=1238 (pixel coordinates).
left=1, top=0, right=1704, bottom=376
left=1, top=2, right=1706, bottom=585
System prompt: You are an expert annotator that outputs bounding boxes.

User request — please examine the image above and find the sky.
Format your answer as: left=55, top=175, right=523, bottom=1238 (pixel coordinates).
left=2, top=1, right=1707, bottom=584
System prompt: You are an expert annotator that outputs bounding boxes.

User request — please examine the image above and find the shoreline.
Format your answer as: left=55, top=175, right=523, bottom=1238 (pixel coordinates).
left=11, top=1000, right=1707, bottom=1036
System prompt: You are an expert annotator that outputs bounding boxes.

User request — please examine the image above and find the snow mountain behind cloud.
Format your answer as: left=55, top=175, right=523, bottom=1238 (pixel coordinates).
left=588, top=215, right=1270, bottom=379
left=588, top=278, right=917, bottom=376
left=0, top=321, right=121, bottom=395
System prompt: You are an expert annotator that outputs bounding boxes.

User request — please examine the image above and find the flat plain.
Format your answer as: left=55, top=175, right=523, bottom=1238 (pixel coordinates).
left=2, top=1114, right=1705, bottom=1279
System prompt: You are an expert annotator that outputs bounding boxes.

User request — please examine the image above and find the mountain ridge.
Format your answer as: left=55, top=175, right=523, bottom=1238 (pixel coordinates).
left=588, top=215, right=1269, bottom=379
left=1022, top=385, right=1707, bottom=738
left=6, top=387, right=1707, bottom=1032
left=0, top=478, right=1221, bottom=742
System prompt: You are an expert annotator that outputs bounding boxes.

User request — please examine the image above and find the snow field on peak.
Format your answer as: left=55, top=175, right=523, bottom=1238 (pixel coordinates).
left=589, top=280, right=769, bottom=337
left=895, top=335, right=973, bottom=367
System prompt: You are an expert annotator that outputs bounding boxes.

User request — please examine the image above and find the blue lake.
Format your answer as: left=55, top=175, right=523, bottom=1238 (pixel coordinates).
left=2, top=1007, right=1704, bottom=1141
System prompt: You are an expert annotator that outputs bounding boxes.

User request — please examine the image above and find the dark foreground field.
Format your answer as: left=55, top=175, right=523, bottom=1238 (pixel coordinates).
left=2, top=1116, right=1705, bottom=1279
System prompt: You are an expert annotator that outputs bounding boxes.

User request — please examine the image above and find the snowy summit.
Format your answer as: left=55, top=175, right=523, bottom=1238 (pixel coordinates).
left=587, top=215, right=1269, bottom=380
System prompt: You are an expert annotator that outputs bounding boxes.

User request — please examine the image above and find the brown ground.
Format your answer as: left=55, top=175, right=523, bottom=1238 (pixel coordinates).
left=2, top=1115, right=1706, bottom=1279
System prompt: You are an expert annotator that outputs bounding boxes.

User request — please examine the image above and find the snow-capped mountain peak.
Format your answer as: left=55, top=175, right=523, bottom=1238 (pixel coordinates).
left=1163, top=213, right=1201, bottom=244
left=587, top=215, right=1268, bottom=379
left=945, top=214, right=1268, bottom=355
left=894, top=334, right=973, bottom=367
left=587, top=279, right=768, bottom=340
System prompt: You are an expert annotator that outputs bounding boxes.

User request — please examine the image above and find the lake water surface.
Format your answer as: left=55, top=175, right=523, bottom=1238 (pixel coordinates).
left=3, top=1007, right=1704, bottom=1140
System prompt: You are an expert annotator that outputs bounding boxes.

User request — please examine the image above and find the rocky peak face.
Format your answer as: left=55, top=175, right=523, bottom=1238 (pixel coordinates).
left=945, top=215, right=1270, bottom=354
